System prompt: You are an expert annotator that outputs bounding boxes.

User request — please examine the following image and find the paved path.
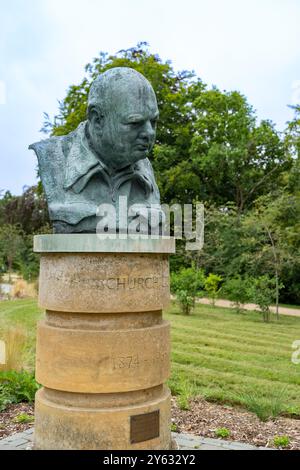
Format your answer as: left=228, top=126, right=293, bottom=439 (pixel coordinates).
left=197, top=298, right=300, bottom=317
left=0, top=428, right=268, bottom=450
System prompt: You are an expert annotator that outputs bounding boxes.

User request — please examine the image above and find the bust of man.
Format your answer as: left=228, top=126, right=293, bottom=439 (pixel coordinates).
left=29, top=67, right=162, bottom=233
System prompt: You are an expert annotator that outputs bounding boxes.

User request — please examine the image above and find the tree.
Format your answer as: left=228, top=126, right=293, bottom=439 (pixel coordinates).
left=248, top=276, right=278, bottom=323
left=171, top=266, right=205, bottom=314
left=0, top=185, right=49, bottom=235
left=285, top=104, right=300, bottom=160
left=190, top=89, right=290, bottom=212
left=204, top=273, right=222, bottom=306
left=222, top=276, right=253, bottom=313
left=0, top=225, right=24, bottom=279
left=242, top=193, right=300, bottom=313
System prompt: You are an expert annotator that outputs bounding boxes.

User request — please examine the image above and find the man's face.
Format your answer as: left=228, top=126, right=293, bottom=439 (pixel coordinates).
left=94, top=82, right=159, bottom=169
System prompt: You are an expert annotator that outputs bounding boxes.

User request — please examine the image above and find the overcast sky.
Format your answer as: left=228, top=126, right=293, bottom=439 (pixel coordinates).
left=1, top=0, right=300, bottom=195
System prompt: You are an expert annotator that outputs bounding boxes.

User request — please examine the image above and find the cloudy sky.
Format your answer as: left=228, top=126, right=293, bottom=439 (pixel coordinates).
left=1, top=0, right=300, bottom=194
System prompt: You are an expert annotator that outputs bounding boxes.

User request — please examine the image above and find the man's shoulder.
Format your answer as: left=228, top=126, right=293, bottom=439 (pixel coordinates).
left=28, top=123, right=86, bottom=205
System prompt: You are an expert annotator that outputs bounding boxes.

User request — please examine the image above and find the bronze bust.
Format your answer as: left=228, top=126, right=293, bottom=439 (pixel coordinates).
left=29, top=67, right=163, bottom=233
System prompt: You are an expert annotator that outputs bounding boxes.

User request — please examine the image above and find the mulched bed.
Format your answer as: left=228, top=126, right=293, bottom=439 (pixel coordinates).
left=0, top=403, right=34, bottom=439
left=171, top=397, right=300, bottom=450
left=1, top=399, right=300, bottom=450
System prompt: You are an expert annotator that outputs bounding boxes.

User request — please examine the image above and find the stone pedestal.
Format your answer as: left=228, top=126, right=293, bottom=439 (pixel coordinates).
left=33, top=234, right=175, bottom=450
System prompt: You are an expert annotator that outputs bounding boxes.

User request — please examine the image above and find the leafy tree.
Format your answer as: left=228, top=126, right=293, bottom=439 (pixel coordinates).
left=222, top=275, right=253, bottom=313
left=0, top=225, right=24, bottom=279
left=285, top=104, right=300, bottom=160
left=242, top=193, right=299, bottom=312
left=248, top=276, right=279, bottom=323
left=171, top=266, right=205, bottom=314
left=190, top=90, right=290, bottom=212
left=204, top=273, right=222, bottom=305
left=0, top=185, right=49, bottom=235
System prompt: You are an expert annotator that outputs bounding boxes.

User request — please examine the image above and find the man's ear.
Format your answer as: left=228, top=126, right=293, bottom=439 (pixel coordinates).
left=87, top=105, right=104, bottom=132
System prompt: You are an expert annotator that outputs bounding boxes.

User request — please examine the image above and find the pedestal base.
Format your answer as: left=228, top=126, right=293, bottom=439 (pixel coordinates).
left=34, top=386, right=171, bottom=450
left=33, top=235, right=175, bottom=450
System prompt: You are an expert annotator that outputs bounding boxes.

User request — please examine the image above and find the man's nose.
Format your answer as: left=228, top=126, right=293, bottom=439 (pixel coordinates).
left=140, top=120, right=155, bottom=141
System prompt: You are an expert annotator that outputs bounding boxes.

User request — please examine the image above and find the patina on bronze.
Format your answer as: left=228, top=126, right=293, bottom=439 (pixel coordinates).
left=29, top=67, right=163, bottom=234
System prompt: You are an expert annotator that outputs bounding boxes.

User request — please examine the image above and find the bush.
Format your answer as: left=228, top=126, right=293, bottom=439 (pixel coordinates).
left=171, top=266, right=205, bottom=315
left=0, top=370, right=39, bottom=411
left=204, top=273, right=222, bottom=306
left=248, top=276, right=278, bottom=322
left=222, top=276, right=253, bottom=313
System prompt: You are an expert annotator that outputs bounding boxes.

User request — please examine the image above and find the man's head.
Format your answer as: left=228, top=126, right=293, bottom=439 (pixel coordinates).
left=87, top=67, right=159, bottom=169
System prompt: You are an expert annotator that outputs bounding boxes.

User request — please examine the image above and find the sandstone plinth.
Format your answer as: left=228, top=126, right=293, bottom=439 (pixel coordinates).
left=34, top=234, right=175, bottom=450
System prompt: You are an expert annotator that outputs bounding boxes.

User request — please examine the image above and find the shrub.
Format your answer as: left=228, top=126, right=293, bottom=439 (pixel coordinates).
left=248, top=276, right=278, bottom=322
left=204, top=273, right=222, bottom=306
left=222, top=276, right=253, bottom=313
left=0, top=370, right=39, bottom=411
left=171, top=266, right=205, bottom=315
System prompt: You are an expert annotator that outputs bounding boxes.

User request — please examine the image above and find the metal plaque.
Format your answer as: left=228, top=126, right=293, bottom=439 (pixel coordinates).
left=130, top=410, right=160, bottom=444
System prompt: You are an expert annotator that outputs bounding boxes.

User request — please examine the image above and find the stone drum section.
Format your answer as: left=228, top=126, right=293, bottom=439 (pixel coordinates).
left=33, top=234, right=175, bottom=450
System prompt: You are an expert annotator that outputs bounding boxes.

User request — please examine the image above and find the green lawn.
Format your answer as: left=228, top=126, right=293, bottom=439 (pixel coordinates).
left=0, top=299, right=43, bottom=370
left=166, top=302, right=300, bottom=417
left=1, top=299, right=300, bottom=417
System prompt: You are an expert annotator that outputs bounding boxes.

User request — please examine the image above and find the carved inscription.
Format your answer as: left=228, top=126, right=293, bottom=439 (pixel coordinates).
left=112, top=352, right=168, bottom=370
left=49, top=274, right=169, bottom=290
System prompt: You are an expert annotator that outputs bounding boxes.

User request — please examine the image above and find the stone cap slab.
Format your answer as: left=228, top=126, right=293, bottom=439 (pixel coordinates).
left=34, top=234, right=176, bottom=254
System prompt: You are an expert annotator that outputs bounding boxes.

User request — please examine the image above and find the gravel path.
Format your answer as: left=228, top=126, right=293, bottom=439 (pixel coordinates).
left=197, top=298, right=300, bottom=317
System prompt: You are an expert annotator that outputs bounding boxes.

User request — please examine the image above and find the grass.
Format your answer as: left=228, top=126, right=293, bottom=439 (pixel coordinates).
left=0, top=299, right=44, bottom=371
left=1, top=298, right=300, bottom=419
left=166, top=302, right=300, bottom=418
left=273, top=435, right=290, bottom=448
left=0, top=328, right=28, bottom=372
left=13, top=413, right=34, bottom=424
left=215, top=428, right=230, bottom=439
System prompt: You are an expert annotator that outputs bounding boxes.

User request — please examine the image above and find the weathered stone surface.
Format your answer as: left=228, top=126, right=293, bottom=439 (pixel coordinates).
left=38, top=252, right=171, bottom=312
left=34, top=234, right=175, bottom=253
left=34, top=386, right=171, bottom=450
left=36, top=319, right=170, bottom=393
left=34, top=237, right=172, bottom=450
